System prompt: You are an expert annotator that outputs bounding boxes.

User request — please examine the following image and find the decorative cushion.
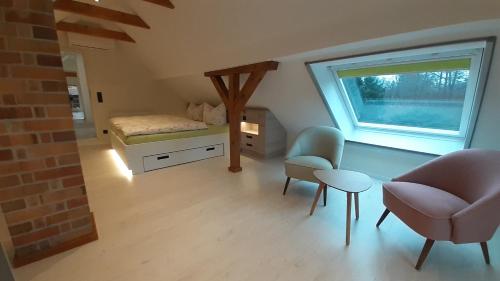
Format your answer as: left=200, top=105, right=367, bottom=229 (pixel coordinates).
left=186, top=103, right=204, bottom=121
left=203, top=103, right=227, bottom=125
left=285, top=156, right=333, bottom=183
left=383, top=182, right=470, bottom=241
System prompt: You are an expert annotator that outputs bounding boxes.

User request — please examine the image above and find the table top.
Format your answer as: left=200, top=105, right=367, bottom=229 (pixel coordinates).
left=313, top=169, right=373, bottom=193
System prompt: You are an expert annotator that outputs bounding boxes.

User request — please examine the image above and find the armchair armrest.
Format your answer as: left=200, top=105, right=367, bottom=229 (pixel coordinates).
left=451, top=191, right=500, bottom=244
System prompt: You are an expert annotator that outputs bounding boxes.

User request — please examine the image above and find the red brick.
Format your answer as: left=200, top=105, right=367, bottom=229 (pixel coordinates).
left=52, top=131, right=76, bottom=142
left=1, top=198, right=26, bottom=213
left=0, top=159, right=44, bottom=175
left=45, top=157, right=56, bottom=167
left=32, top=106, right=44, bottom=117
left=71, top=215, right=91, bottom=229
left=5, top=10, right=54, bottom=27
left=0, top=133, right=38, bottom=147
left=0, top=174, right=20, bottom=188
left=58, top=153, right=80, bottom=166
left=0, top=149, right=14, bottom=161
left=12, top=226, right=59, bottom=246
left=0, top=107, right=33, bottom=119
left=40, top=132, right=51, bottom=143
left=2, top=94, right=16, bottom=105
left=16, top=148, right=27, bottom=159
left=11, top=66, right=65, bottom=80
left=67, top=196, right=88, bottom=209
left=62, top=175, right=84, bottom=188
left=0, top=182, right=48, bottom=202
left=22, top=53, right=35, bottom=65
left=4, top=204, right=55, bottom=224
left=42, top=187, right=83, bottom=204
left=36, top=54, right=62, bottom=67
left=21, top=173, right=33, bottom=184
left=15, top=244, right=38, bottom=258
left=15, top=93, right=69, bottom=105
left=0, top=79, right=25, bottom=93
left=7, top=37, right=60, bottom=54
left=46, top=106, right=72, bottom=118
left=0, top=51, right=21, bottom=64
left=8, top=221, right=32, bottom=236
left=23, top=119, right=74, bottom=132
left=41, top=80, right=66, bottom=92
left=0, top=23, right=17, bottom=35
left=27, top=142, right=78, bottom=158
left=46, top=205, right=89, bottom=225
left=34, top=165, right=81, bottom=181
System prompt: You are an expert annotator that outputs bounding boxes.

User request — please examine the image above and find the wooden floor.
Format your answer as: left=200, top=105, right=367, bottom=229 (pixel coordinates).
left=13, top=141, right=500, bottom=281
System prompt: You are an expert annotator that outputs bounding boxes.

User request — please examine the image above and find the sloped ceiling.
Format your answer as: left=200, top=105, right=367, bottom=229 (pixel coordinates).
left=54, top=0, right=500, bottom=78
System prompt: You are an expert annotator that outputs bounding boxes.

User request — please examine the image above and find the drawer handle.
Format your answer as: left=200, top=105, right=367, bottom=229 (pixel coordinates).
left=246, top=143, right=253, bottom=147
left=246, top=135, right=253, bottom=139
left=206, top=147, right=215, bottom=151
left=157, top=155, right=170, bottom=160
left=242, top=115, right=247, bottom=121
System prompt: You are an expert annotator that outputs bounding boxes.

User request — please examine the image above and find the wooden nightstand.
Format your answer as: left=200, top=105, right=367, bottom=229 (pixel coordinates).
left=240, top=107, right=286, bottom=158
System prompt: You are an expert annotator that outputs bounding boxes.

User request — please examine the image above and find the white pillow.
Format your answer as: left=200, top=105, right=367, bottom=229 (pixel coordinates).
left=203, top=103, right=227, bottom=125
left=186, top=102, right=204, bottom=121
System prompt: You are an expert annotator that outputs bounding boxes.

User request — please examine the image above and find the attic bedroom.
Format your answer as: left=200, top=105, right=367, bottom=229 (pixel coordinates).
left=1, top=1, right=500, bottom=281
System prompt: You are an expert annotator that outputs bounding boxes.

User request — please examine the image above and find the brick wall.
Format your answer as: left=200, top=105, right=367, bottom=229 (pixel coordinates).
left=0, top=0, right=96, bottom=266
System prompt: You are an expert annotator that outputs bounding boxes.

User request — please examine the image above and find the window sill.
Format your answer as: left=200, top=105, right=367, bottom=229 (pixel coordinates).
left=346, top=128, right=465, bottom=155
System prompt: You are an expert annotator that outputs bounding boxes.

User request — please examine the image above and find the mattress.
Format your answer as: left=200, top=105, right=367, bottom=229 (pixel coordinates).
left=110, top=114, right=207, bottom=137
left=113, top=124, right=229, bottom=145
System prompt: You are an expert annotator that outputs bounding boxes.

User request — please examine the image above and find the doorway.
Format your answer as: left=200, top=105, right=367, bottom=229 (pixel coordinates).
left=61, top=52, right=96, bottom=139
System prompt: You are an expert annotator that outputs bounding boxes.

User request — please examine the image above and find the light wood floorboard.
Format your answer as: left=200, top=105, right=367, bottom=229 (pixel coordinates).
left=14, top=142, right=500, bottom=281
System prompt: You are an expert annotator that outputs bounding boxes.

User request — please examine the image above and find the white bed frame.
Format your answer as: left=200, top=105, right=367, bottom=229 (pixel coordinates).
left=110, top=130, right=229, bottom=174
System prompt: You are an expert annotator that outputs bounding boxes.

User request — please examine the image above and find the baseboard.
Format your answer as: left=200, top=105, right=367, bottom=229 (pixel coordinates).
left=12, top=212, right=98, bottom=268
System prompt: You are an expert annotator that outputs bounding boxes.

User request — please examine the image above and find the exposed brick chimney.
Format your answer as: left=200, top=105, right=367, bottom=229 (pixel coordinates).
left=0, top=0, right=97, bottom=267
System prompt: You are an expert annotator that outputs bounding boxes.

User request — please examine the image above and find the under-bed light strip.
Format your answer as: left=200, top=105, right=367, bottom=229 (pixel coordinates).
left=110, top=149, right=133, bottom=181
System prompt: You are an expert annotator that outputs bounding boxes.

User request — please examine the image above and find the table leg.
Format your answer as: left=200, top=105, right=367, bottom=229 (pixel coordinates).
left=346, top=192, right=352, bottom=245
left=310, top=183, right=326, bottom=216
left=354, top=193, right=359, bottom=220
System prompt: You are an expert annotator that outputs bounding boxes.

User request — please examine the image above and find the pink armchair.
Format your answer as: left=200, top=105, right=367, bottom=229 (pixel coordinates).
left=376, top=149, right=500, bottom=270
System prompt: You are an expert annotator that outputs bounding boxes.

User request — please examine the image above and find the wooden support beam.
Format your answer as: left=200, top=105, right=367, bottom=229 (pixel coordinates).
left=204, top=61, right=279, bottom=77
left=53, top=0, right=150, bottom=29
left=143, top=0, right=175, bottom=9
left=205, top=61, right=279, bottom=173
left=56, top=21, right=136, bottom=43
left=209, top=76, right=229, bottom=106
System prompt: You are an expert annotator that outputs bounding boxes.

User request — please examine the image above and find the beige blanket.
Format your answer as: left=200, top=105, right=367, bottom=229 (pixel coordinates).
left=110, top=114, right=207, bottom=137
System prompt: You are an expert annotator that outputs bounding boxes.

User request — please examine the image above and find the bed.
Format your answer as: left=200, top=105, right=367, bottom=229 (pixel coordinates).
left=109, top=114, right=229, bottom=174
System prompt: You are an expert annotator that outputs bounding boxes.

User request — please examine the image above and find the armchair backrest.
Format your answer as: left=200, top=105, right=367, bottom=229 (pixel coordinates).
left=394, top=149, right=500, bottom=204
left=286, top=126, right=345, bottom=168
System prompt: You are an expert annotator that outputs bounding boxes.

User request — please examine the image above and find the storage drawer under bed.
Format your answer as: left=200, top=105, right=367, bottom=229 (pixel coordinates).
left=143, top=144, right=224, bottom=172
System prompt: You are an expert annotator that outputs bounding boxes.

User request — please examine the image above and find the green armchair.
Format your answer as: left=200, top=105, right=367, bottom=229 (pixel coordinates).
left=283, top=126, right=345, bottom=200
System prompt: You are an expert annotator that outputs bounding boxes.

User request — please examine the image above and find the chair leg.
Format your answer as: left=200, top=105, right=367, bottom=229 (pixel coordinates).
left=376, top=208, right=391, bottom=228
left=480, top=242, right=490, bottom=265
left=282, top=177, right=291, bottom=195
left=323, top=185, right=327, bottom=206
left=415, top=239, right=435, bottom=270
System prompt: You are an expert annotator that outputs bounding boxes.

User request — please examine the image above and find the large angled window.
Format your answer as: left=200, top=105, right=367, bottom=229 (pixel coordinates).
left=308, top=39, right=494, bottom=155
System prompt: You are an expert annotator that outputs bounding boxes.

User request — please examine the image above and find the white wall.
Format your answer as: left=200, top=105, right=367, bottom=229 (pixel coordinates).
left=158, top=20, right=500, bottom=179
left=58, top=33, right=187, bottom=141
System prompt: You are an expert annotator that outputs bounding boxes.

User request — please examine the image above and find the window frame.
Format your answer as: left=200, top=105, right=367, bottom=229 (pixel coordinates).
left=306, top=38, right=495, bottom=155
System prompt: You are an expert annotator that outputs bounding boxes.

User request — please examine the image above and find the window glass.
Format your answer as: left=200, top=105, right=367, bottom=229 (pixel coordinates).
left=339, top=61, right=470, bottom=131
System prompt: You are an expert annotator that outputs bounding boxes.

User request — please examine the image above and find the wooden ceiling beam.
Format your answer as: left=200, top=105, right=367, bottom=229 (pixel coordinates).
left=143, top=0, right=175, bottom=9
left=204, top=61, right=279, bottom=173
left=204, top=61, right=279, bottom=77
left=53, top=0, right=150, bottom=29
left=56, top=21, right=136, bottom=43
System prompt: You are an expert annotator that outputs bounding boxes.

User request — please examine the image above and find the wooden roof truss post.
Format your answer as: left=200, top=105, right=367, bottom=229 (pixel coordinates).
left=204, top=61, right=279, bottom=173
